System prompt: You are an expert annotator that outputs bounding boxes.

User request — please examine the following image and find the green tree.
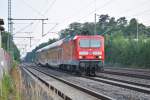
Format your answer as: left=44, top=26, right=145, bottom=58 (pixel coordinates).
left=125, top=18, right=138, bottom=36
left=1, top=31, right=20, bottom=62
left=97, top=14, right=110, bottom=34
left=81, top=22, right=94, bottom=35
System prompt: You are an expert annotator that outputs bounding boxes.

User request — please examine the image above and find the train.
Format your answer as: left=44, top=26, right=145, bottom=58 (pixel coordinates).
left=35, top=35, right=104, bottom=76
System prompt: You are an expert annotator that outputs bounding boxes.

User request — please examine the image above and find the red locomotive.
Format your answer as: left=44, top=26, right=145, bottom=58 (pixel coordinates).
left=36, top=35, right=104, bottom=76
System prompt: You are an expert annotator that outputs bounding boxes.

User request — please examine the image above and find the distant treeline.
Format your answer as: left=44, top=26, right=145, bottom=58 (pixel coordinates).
left=25, top=14, right=150, bottom=68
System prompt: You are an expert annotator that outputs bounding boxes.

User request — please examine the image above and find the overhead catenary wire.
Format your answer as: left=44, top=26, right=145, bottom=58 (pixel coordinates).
left=43, top=23, right=58, bottom=36
left=14, top=0, right=44, bottom=50
left=64, top=0, right=96, bottom=21
left=41, top=0, right=113, bottom=36
left=76, top=0, right=150, bottom=27
left=119, top=0, right=150, bottom=16
left=31, top=21, right=41, bottom=33
left=41, top=0, right=58, bottom=37
left=105, top=0, right=150, bottom=25
left=43, top=0, right=57, bottom=16
left=14, top=22, right=33, bottom=35
left=21, top=0, right=45, bottom=17
left=43, top=0, right=95, bottom=36
left=24, top=0, right=57, bottom=38
left=131, top=9, right=150, bottom=17
left=53, top=0, right=113, bottom=38
left=57, top=0, right=99, bottom=26
left=19, top=0, right=49, bottom=38
left=53, top=0, right=114, bottom=33
left=76, top=0, right=113, bottom=22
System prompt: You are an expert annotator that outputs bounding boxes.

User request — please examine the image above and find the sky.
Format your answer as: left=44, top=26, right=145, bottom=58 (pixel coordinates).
left=0, top=0, right=150, bottom=57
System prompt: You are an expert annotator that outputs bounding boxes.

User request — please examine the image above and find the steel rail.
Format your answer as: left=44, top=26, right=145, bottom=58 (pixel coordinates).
left=105, top=67, right=150, bottom=73
left=102, top=70, right=150, bottom=80
left=83, top=76, right=150, bottom=94
left=96, top=75, right=150, bottom=88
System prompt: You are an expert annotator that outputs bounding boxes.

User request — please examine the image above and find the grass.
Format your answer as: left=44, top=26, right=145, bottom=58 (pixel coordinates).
left=13, top=60, right=19, bottom=69
left=0, top=64, right=21, bottom=100
left=11, top=66, right=21, bottom=100
left=0, top=72, right=14, bottom=100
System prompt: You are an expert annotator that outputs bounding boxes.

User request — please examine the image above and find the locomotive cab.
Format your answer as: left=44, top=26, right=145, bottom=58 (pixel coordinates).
left=76, top=36, right=104, bottom=75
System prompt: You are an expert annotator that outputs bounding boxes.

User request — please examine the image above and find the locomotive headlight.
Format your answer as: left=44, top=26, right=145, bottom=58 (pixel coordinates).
left=99, top=56, right=102, bottom=59
left=79, top=56, right=83, bottom=59
left=93, top=51, right=102, bottom=55
left=79, top=51, right=88, bottom=55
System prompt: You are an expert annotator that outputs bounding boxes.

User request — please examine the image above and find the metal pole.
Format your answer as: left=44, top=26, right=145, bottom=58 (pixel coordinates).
left=42, top=20, right=44, bottom=36
left=11, top=21, right=14, bottom=60
left=94, top=0, right=96, bottom=35
left=13, top=36, right=33, bottom=48
left=0, top=31, right=1, bottom=48
left=10, top=18, right=48, bottom=37
left=29, top=37, right=32, bottom=47
left=8, top=0, right=12, bottom=51
left=94, top=13, right=97, bottom=35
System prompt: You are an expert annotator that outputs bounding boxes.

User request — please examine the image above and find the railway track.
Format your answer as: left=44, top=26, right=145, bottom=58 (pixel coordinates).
left=96, top=75, right=150, bottom=88
left=47, top=65, right=150, bottom=93
left=105, top=67, right=150, bottom=73
left=31, top=64, right=150, bottom=94
left=22, top=64, right=150, bottom=99
left=83, top=76, right=150, bottom=94
left=103, top=68, right=150, bottom=80
left=41, top=65, right=150, bottom=90
left=23, top=64, right=114, bottom=100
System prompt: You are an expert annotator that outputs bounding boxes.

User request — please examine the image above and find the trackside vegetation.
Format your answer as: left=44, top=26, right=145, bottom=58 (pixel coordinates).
left=0, top=68, right=21, bottom=100
left=0, top=31, right=21, bottom=99
left=105, top=31, right=150, bottom=68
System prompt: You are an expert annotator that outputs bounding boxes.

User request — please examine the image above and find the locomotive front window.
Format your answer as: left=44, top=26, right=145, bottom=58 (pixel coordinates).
left=79, top=39, right=101, bottom=48
left=90, top=40, right=101, bottom=47
left=79, top=39, right=90, bottom=47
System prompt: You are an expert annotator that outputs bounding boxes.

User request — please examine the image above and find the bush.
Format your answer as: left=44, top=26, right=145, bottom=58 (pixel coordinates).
left=105, top=32, right=150, bottom=68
